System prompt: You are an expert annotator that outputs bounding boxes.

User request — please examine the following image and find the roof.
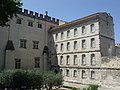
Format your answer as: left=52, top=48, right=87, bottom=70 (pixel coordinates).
left=49, top=12, right=107, bottom=32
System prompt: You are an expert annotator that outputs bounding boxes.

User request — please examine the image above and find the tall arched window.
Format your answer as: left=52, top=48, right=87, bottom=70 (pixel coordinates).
left=67, top=42, right=70, bottom=51
left=74, top=28, right=78, bottom=36
left=82, top=54, right=86, bottom=65
left=66, top=55, right=70, bottom=65
left=61, top=43, right=64, bottom=51
left=67, top=30, right=70, bottom=38
left=60, top=56, right=63, bottom=65
left=91, top=54, right=95, bottom=65
left=82, top=40, right=86, bottom=49
left=74, top=55, right=77, bottom=65
left=91, top=24, right=95, bottom=32
left=61, top=32, right=64, bottom=39
left=74, top=41, right=78, bottom=50
left=82, top=26, right=86, bottom=34
left=91, top=38, right=95, bottom=48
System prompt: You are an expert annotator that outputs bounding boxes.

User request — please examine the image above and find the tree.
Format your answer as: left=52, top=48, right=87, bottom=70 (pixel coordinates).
left=0, top=0, right=22, bottom=27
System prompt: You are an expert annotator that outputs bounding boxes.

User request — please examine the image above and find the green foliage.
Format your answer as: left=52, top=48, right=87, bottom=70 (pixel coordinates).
left=72, top=87, right=79, bottom=90
left=86, top=84, right=98, bottom=90
left=0, top=0, right=22, bottom=27
left=83, top=88, right=86, bottom=90
left=0, top=70, right=63, bottom=89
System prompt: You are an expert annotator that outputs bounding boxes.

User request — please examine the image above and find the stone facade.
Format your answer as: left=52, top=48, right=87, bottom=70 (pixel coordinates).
left=49, top=13, right=120, bottom=90
left=0, top=9, right=120, bottom=90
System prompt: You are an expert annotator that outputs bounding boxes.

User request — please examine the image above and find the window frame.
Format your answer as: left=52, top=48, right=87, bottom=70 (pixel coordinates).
left=35, top=57, right=40, bottom=68
left=20, top=39, right=27, bottom=48
left=15, top=59, right=21, bottom=69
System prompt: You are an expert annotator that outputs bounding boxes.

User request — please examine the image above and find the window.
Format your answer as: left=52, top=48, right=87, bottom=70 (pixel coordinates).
left=66, top=55, right=70, bottom=65
left=74, top=28, right=78, bottom=36
left=60, top=56, right=63, bottom=65
left=82, top=54, right=86, bottom=65
left=74, top=41, right=78, bottom=50
left=82, top=26, right=86, bottom=34
left=33, top=41, right=39, bottom=49
left=82, top=70, right=86, bottom=79
left=60, top=69, right=63, bottom=74
left=61, top=43, right=64, bottom=51
left=55, top=33, right=58, bottom=40
left=15, top=59, right=21, bottom=69
left=38, top=23, right=42, bottom=29
left=91, top=38, right=95, bottom=48
left=91, top=71, right=95, bottom=79
left=28, top=21, right=33, bottom=27
left=16, top=18, right=21, bottom=24
left=61, top=32, right=64, bottom=39
left=91, top=24, right=95, bottom=32
left=67, top=42, right=70, bottom=51
left=66, top=69, right=70, bottom=77
left=35, top=57, right=40, bottom=68
left=55, top=44, right=58, bottom=51
left=74, top=55, right=77, bottom=65
left=67, top=30, right=70, bottom=38
left=82, top=40, right=86, bottom=49
left=91, top=54, right=95, bottom=65
left=73, top=70, right=77, bottom=77
left=20, top=39, right=27, bottom=48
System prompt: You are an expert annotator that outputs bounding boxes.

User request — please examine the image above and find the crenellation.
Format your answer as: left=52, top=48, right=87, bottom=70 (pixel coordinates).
left=24, top=9, right=28, bottom=15
left=29, top=11, right=34, bottom=17
left=52, top=18, right=55, bottom=23
left=17, top=8, right=59, bottom=24
left=39, top=14, right=44, bottom=19
left=35, top=12, right=38, bottom=18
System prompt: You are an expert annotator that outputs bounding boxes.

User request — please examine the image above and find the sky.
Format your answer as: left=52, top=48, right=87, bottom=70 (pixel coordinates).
left=22, top=0, right=120, bottom=43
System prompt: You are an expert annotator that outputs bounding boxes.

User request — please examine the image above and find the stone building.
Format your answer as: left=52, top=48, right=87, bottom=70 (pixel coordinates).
left=0, top=8, right=61, bottom=70
left=0, top=9, right=120, bottom=90
left=49, top=13, right=120, bottom=90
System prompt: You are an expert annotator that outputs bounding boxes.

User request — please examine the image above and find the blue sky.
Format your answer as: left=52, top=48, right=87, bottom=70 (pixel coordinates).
left=22, top=0, right=120, bottom=43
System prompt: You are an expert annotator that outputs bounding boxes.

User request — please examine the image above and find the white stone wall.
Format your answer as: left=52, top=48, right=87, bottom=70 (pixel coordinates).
left=0, top=14, right=58, bottom=70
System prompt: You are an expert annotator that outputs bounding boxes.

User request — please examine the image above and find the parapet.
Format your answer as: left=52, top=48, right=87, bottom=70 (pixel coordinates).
left=18, top=8, right=59, bottom=25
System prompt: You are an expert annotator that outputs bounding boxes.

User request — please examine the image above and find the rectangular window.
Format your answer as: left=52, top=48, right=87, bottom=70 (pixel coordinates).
left=33, top=41, right=39, bottom=49
left=15, top=59, right=21, bottom=69
left=73, top=70, right=77, bottom=77
left=74, top=55, right=77, bottom=65
left=82, top=54, right=86, bottom=65
left=20, top=39, right=27, bottom=48
left=60, top=56, right=63, bottom=65
left=82, top=70, right=86, bottom=79
left=28, top=21, right=33, bottom=27
left=16, top=18, right=21, bottom=24
left=91, top=71, right=95, bottom=79
left=38, top=23, right=42, bottom=29
left=35, top=57, right=40, bottom=68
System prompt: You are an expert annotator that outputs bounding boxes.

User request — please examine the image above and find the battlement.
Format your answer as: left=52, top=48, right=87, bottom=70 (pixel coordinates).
left=18, top=8, right=59, bottom=25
